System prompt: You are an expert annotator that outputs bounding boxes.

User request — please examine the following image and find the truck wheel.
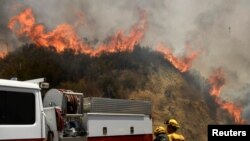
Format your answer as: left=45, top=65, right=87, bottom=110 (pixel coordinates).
left=47, top=131, right=54, bottom=141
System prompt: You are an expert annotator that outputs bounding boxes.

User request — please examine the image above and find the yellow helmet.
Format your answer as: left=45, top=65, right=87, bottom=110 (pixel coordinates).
left=154, top=126, right=166, bottom=135
left=164, top=119, right=180, bottom=128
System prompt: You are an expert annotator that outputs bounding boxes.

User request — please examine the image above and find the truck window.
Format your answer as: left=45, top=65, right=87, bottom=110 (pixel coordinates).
left=0, top=90, right=35, bottom=125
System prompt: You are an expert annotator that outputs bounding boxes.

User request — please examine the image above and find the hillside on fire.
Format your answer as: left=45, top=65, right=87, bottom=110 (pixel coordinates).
left=0, top=44, right=236, bottom=141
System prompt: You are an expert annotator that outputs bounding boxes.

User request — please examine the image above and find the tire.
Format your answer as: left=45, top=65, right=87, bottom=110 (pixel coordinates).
left=47, top=131, right=54, bottom=141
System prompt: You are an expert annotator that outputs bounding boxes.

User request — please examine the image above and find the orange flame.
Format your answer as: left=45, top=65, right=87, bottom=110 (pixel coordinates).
left=155, top=43, right=199, bottom=72
left=0, top=43, right=8, bottom=59
left=209, top=68, right=225, bottom=97
left=209, top=68, right=245, bottom=124
left=0, top=51, right=7, bottom=59
left=8, top=8, right=92, bottom=54
left=8, top=8, right=35, bottom=36
left=91, top=11, right=146, bottom=56
left=8, top=8, right=147, bottom=57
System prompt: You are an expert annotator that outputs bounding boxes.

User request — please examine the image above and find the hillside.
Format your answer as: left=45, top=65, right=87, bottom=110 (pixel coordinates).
left=0, top=44, right=234, bottom=141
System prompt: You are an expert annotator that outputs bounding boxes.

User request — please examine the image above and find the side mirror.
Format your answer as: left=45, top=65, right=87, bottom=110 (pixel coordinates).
left=40, top=82, right=50, bottom=89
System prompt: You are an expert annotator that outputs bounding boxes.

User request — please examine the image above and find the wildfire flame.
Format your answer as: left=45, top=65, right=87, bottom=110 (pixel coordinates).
left=0, top=43, right=8, bottom=59
left=8, top=8, right=92, bottom=54
left=155, top=43, right=199, bottom=72
left=0, top=51, right=7, bottom=59
left=209, top=68, right=245, bottom=124
left=91, top=11, right=146, bottom=56
left=8, top=8, right=147, bottom=57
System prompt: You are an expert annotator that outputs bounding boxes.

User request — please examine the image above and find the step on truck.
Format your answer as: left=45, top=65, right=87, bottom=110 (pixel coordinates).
left=0, top=78, right=153, bottom=141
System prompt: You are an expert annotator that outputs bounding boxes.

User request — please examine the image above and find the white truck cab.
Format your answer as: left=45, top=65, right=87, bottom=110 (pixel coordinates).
left=0, top=79, right=45, bottom=141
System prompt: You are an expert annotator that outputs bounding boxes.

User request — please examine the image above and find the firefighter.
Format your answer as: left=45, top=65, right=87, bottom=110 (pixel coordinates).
left=153, top=126, right=168, bottom=141
left=164, top=119, right=185, bottom=141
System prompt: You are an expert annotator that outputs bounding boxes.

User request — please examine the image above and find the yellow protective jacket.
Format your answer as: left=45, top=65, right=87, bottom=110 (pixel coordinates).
left=167, top=133, right=185, bottom=141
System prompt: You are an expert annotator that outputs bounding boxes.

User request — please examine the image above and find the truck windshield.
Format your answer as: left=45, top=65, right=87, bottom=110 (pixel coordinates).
left=0, top=90, right=35, bottom=125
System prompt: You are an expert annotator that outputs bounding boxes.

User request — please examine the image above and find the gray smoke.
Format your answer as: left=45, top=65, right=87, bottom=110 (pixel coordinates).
left=0, top=0, right=250, bottom=122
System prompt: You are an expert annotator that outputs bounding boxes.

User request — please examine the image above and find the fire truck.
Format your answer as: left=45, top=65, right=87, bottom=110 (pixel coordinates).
left=0, top=78, right=153, bottom=141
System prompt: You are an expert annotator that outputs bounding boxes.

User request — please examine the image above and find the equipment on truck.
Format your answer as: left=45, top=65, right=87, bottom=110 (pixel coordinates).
left=0, top=78, right=153, bottom=141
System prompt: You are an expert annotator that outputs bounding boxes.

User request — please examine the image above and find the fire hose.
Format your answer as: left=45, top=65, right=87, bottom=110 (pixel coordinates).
left=66, top=94, right=78, bottom=114
left=57, top=89, right=79, bottom=114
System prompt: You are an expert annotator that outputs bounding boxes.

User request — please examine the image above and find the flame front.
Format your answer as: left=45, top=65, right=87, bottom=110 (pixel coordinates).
left=8, top=8, right=92, bottom=54
left=209, top=68, right=245, bottom=124
left=8, top=8, right=147, bottom=57
left=90, top=10, right=147, bottom=56
left=155, top=43, right=199, bottom=72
